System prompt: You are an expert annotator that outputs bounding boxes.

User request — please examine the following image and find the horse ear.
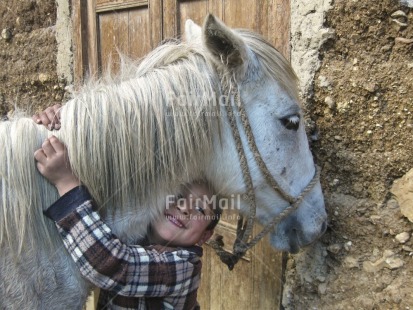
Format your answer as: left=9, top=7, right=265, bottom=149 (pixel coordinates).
left=202, top=14, right=249, bottom=78
left=185, top=19, right=202, bottom=42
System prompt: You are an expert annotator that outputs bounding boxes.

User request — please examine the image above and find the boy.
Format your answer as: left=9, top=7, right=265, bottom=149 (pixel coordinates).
left=34, top=134, right=221, bottom=310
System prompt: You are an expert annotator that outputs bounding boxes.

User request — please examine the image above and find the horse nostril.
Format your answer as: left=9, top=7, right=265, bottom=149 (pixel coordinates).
left=290, top=227, right=299, bottom=236
left=320, top=221, right=328, bottom=234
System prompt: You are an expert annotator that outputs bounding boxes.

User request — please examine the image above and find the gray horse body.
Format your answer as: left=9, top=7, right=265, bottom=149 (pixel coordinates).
left=1, top=245, right=90, bottom=309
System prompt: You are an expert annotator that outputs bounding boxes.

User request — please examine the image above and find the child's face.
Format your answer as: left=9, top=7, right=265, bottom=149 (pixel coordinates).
left=150, top=183, right=215, bottom=247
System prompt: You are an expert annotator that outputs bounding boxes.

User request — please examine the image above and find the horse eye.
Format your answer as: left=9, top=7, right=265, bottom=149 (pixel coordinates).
left=281, top=115, right=300, bottom=131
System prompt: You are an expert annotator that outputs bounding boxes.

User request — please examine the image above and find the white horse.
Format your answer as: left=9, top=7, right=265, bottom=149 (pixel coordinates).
left=0, top=15, right=327, bottom=309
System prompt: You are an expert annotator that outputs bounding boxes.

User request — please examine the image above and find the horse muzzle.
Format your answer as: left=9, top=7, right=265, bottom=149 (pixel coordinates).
left=270, top=210, right=328, bottom=254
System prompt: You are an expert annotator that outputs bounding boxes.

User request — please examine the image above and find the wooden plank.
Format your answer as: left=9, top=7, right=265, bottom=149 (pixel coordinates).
left=73, top=0, right=97, bottom=82
left=98, top=12, right=118, bottom=73
left=201, top=232, right=284, bottom=309
left=72, top=0, right=84, bottom=83
left=87, top=0, right=99, bottom=77
left=178, top=0, right=208, bottom=36
left=162, top=0, right=178, bottom=39
left=117, top=9, right=130, bottom=65
left=269, top=0, right=291, bottom=59
left=208, top=249, right=223, bottom=310
left=97, top=0, right=137, bottom=5
left=198, top=241, right=212, bottom=309
left=201, top=209, right=257, bottom=309
left=223, top=0, right=257, bottom=30
left=96, top=0, right=148, bottom=12
left=129, top=8, right=152, bottom=59
left=72, top=0, right=98, bottom=82
left=251, top=226, right=284, bottom=309
left=149, top=0, right=162, bottom=49
left=221, top=257, right=252, bottom=310
left=208, top=0, right=223, bottom=20
left=257, top=0, right=269, bottom=42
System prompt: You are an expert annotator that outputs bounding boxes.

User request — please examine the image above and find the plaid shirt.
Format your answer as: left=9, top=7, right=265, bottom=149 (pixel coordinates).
left=44, top=186, right=202, bottom=310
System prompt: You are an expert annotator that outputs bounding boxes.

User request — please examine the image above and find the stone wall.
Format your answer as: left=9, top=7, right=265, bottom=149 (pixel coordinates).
left=285, top=0, right=413, bottom=308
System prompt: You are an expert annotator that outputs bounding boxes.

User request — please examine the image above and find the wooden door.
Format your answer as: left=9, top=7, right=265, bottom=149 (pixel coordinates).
left=74, top=1, right=290, bottom=309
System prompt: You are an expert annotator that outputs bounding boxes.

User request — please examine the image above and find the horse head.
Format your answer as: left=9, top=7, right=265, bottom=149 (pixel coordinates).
left=186, top=15, right=327, bottom=253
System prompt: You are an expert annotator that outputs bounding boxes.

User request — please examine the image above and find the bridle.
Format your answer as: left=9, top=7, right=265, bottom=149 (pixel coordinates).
left=209, top=85, right=320, bottom=270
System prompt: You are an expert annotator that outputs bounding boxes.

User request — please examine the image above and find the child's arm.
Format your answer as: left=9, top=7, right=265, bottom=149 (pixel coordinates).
left=34, top=137, right=202, bottom=301
left=34, top=136, right=80, bottom=196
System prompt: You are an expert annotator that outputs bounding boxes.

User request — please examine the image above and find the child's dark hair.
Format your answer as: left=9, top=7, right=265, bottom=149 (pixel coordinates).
left=206, top=196, right=223, bottom=230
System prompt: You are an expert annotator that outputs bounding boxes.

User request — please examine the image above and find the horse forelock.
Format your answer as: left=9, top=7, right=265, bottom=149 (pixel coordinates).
left=235, top=30, right=300, bottom=103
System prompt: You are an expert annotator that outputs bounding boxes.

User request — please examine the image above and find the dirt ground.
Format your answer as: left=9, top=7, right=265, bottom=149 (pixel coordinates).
left=1, top=0, right=412, bottom=309
left=0, top=0, right=65, bottom=117
left=283, top=1, right=413, bottom=309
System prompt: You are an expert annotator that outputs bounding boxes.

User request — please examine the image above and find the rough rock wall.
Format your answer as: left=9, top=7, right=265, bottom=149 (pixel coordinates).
left=0, top=0, right=67, bottom=117
left=286, top=0, right=413, bottom=308
left=291, top=0, right=334, bottom=99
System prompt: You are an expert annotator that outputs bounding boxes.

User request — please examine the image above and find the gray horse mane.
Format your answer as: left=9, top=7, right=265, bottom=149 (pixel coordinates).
left=61, top=40, right=221, bottom=210
left=0, top=30, right=298, bottom=253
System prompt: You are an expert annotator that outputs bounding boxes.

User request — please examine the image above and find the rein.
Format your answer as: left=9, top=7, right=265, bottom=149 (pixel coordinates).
left=209, top=86, right=320, bottom=270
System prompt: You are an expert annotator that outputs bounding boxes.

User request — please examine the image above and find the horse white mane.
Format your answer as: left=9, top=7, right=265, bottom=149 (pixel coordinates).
left=0, top=29, right=298, bottom=253
left=61, top=41, right=221, bottom=209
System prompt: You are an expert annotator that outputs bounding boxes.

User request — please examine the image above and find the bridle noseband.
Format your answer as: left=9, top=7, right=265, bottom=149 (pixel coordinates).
left=209, top=86, right=320, bottom=270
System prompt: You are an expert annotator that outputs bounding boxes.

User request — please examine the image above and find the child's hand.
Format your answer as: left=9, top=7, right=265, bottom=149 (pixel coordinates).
left=34, top=136, right=80, bottom=196
left=32, top=104, right=62, bottom=130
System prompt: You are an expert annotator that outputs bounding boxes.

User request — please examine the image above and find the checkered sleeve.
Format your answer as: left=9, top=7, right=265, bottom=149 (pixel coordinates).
left=46, top=188, right=202, bottom=299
